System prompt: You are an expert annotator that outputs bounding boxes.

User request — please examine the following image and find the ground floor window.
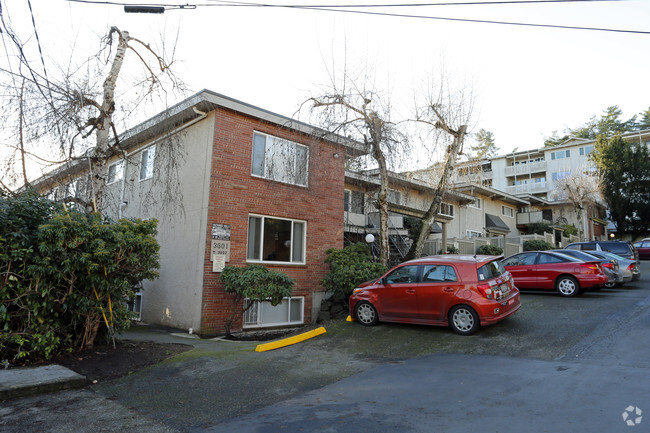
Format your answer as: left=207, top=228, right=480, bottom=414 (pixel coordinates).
left=247, top=214, right=306, bottom=264
left=243, top=296, right=304, bottom=328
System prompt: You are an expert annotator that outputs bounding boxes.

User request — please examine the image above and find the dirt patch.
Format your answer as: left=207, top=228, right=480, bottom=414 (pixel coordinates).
left=56, top=340, right=192, bottom=383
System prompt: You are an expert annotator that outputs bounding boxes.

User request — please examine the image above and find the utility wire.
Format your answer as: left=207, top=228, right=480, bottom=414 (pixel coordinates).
left=62, top=0, right=650, bottom=35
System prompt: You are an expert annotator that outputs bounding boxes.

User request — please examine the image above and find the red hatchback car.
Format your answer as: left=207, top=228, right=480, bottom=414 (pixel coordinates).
left=502, top=251, right=607, bottom=296
left=637, top=239, right=650, bottom=260
left=349, top=255, right=520, bottom=335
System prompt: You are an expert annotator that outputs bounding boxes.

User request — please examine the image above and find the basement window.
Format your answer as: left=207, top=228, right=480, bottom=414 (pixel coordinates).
left=243, top=297, right=304, bottom=328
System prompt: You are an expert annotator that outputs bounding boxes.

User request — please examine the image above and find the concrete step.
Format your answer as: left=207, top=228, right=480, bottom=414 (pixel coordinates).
left=0, top=364, right=86, bottom=400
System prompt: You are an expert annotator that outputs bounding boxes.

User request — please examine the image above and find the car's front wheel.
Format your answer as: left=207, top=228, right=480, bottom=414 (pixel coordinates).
left=556, top=275, right=580, bottom=297
left=354, top=301, right=378, bottom=326
left=449, top=305, right=479, bottom=335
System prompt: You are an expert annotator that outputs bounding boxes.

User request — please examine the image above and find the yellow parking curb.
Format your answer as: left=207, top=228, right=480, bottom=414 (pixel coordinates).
left=255, top=326, right=327, bottom=352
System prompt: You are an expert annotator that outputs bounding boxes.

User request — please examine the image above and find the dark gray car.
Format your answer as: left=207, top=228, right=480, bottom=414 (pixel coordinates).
left=554, top=249, right=623, bottom=288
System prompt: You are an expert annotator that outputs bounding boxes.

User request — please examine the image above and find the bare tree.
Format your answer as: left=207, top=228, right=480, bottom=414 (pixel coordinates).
left=0, top=18, right=184, bottom=211
left=404, top=77, right=474, bottom=259
left=308, top=75, right=406, bottom=266
left=553, top=169, right=600, bottom=241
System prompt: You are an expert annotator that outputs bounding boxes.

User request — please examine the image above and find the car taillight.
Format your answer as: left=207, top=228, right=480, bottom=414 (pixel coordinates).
left=602, top=262, right=613, bottom=269
left=628, top=264, right=636, bottom=271
left=581, top=263, right=602, bottom=274
left=477, top=283, right=494, bottom=299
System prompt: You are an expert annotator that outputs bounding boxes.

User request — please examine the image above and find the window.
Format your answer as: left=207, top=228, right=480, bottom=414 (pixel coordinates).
left=107, top=160, right=125, bottom=185
left=502, top=205, right=514, bottom=218
left=243, top=297, right=304, bottom=328
left=344, top=190, right=365, bottom=214
left=251, top=132, right=309, bottom=187
left=503, top=253, right=537, bottom=267
left=552, top=171, right=570, bottom=181
left=385, top=265, right=419, bottom=284
left=422, top=265, right=458, bottom=282
left=469, top=198, right=481, bottom=209
left=127, top=292, right=143, bottom=321
left=579, top=145, right=594, bottom=156
left=440, top=203, right=454, bottom=217
left=550, top=149, right=570, bottom=160
left=535, top=177, right=546, bottom=183
left=388, top=189, right=401, bottom=205
left=538, top=253, right=568, bottom=264
left=466, top=230, right=482, bottom=238
left=139, top=145, right=156, bottom=180
left=247, top=215, right=306, bottom=264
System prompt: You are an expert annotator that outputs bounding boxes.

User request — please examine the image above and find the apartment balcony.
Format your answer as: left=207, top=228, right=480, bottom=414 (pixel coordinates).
left=504, top=160, right=547, bottom=177
left=516, top=210, right=553, bottom=226
left=505, top=182, right=548, bottom=195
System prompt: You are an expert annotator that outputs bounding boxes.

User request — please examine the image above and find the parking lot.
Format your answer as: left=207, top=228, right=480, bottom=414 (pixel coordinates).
left=2, top=261, right=649, bottom=433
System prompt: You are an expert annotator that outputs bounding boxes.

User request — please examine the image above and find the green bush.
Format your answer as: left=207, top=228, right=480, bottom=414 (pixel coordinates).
left=322, top=243, right=387, bottom=298
left=561, top=224, right=578, bottom=237
left=477, top=244, right=503, bottom=256
left=221, top=264, right=294, bottom=334
left=526, top=222, right=553, bottom=235
left=0, top=191, right=159, bottom=365
left=523, top=239, right=555, bottom=251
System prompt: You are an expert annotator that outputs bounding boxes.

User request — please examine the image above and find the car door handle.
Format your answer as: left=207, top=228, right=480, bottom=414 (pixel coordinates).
left=406, top=289, right=416, bottom=294
left=526, top=268, right=534, bottom=271
left=443, top=287, right=454, bottom=292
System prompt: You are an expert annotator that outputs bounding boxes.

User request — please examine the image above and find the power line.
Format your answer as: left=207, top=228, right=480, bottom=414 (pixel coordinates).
left=62, top=0, right=650, bottom=35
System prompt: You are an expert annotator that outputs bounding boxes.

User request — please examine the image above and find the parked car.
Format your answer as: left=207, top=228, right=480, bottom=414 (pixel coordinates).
left=636, top=239, right=650, bottom=260
left=565, top=240, right=639, bottom=262
left=586, top=251, right=640, bottom=283
left=349, top=255, right=521, bottom=335
left=502, top=251, right=607, bottom=296
left=553, top=249, right=623, bottom=288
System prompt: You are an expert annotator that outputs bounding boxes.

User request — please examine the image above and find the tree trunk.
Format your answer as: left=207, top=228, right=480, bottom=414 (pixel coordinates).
left=405, top=125, right=467, bottom=260
left=90, top=27, right=129, bottom=212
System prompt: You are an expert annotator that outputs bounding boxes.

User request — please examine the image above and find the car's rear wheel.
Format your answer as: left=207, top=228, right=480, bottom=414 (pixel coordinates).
left=354, top=301, right=378, bottom=326
left=556, top=275, right=580, bottom=297
left=449, top=305, right=479, bottom=335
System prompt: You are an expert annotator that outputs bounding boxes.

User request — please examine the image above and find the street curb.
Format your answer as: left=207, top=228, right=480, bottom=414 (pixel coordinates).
left=0, top=364, right=87, bottom=401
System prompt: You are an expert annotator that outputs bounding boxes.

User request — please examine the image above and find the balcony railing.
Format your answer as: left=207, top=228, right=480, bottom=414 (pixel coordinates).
left=516, top=211, right=552, bottom=225
left=504, top=161, right=547, bottom=177
left=505, top=182, right=548, bottom=195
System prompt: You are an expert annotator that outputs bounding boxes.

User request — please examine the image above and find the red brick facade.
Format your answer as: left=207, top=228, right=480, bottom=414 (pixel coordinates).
left=200, top=107, right=346, bottom=334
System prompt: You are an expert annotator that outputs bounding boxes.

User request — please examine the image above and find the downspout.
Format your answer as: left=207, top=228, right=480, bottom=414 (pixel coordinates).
left=118, top=148, right=128, bottom=219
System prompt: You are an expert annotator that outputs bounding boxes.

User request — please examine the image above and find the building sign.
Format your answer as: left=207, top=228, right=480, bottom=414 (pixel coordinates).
left=211, top=224, right=231, bottom=271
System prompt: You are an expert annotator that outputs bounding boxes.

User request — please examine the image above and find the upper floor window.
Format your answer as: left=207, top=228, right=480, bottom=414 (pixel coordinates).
left=502, top=205, right=514, bottom=218
left=252, top=132, right=309, bottom=187
left=579, top=145, right=594, bottom=156
left=247, top=215, right=306, bottom=264
left=140, top=145, right=156, bottom=181
left=388, top=189, right=402, bottom=205
left=469, top=198, right=481, bottom=209
left=440, top=203, right=454, bottom=217
left=107, top=160, right=125, bottom=185
left=550, top=149, right=570, bottom=160
left=552, top=171, right=571, bottom=181
left=344, top=190, right=365, bottom=214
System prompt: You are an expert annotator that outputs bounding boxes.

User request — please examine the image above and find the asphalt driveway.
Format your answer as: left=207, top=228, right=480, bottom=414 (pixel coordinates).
left=2, top=261, right=649, bottom=433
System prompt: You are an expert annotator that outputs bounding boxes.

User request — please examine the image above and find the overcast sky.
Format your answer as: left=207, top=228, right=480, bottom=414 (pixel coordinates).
left=3, top=0, right=650, bottom=166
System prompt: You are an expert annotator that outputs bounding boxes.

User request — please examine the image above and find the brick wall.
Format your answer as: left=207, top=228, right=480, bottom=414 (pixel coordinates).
left=200, top=107, right=346, bottom=334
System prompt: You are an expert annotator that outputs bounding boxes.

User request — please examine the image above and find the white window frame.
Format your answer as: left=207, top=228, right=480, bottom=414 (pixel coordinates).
left=246, top=214, right=307, bottom=265
left=502, top=205, right=514, bottom=218
left=344, top=190, right=364, bottom=215
left=107, top=160, right=125, bottom=185
left=466, top=230, right=482, bottom=238
left=440, top=203, right=454, bottom=217
left=469, top=198, right=481, bottom=209
left=139, top=145, right=156, bottom=181
left=251, top=131, right=309, bottom=187
left=243, top=296, right=304, bottom=328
